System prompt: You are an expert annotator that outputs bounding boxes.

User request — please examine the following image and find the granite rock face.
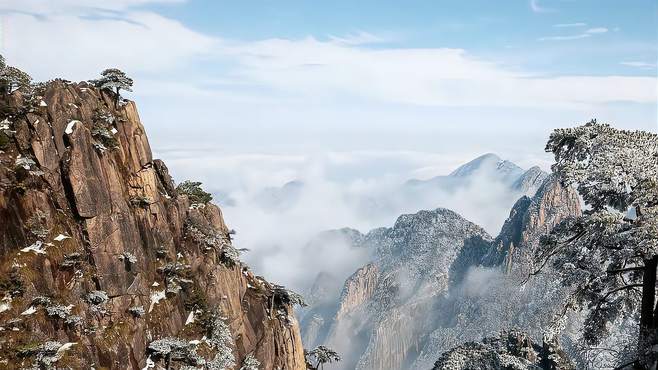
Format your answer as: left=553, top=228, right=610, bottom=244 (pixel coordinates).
left=482, top=175, right=582, bottom=272
left=0, top=81, right=305, bottom=369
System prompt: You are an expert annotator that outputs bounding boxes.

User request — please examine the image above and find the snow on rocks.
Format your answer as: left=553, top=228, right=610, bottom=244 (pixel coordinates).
left=149, top=290, right=166, bottom=313
left=15, top=156, right=36, bottom=170
left=185, top=311, right=196, bottom=325
left=53, top=234, right=70, bottom=242
left=21, top=306, right=38, bottom=316
left=65, top=120, right=80, bottom=134
left=0, top=301, right=10, bottom=313
left=21, top=241, right=47, bottom=255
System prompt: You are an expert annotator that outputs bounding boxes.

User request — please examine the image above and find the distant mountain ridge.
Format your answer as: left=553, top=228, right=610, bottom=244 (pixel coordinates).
left=405, top=153, right=546, bottom=197
left=299, top=174, right=581, bottom=370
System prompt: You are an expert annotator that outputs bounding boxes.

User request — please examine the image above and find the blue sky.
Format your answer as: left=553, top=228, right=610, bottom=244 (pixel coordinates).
left=1, top=0, right=657, bottom=174
left=153, top=0, right=657, bottom=75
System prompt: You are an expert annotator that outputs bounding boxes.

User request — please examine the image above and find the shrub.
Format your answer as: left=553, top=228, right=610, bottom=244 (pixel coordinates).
left=176, top=181, right=212, bottom=204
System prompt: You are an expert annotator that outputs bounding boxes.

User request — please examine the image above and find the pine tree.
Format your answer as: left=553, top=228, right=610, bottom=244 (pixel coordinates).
left=305, top=346, right=340, bottom=370
left=94, top=68, right=133, bottom=106
left=533, top=120, right=658, bottom=369
left=0, top=55, right=32, bottom=94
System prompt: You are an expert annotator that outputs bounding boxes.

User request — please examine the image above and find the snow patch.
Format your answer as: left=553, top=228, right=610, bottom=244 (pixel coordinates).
left=0, top=302, right=10, bottom=313
left=185, top=311, right=195, bottom=325
left=148, top=290, right=166, bottom=313
left=21, top=241, right=47, bottom=255
left=56, top=342, right=77, bottom=356
left=21, top=306, right=37, bottom=316
left=40, top=100, right=48, bottom=107
left=65, top=120, right=80, bottom=135
left=54, top=234, right=70, bottom=242
left=142, top=356, right=155, bottom=370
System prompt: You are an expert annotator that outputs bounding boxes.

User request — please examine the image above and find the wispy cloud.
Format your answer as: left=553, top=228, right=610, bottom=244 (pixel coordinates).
left=328, top=31, right=388, bottom=46
left=586, top=27, right=608, bottom=34
left=621, top=61, right=657, bottom=69
left=539, top=26, right=608, bottom=41
left=530, top=0, right=554, bottom=13
left=553, top=22, right=587, bottom=28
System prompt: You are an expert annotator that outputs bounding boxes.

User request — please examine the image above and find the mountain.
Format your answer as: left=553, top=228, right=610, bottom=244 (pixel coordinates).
left=300, top=208, right=492, bottom=370
left=511, top=166, right=550, bottom=197
left=0, top=80, right=305, bottom=369
left=449, top=153, right=523, bottom=181
left=299, top=175, right=582, bottom=370
left=253, top=180, right=304, bottom=211
left=405, top=153, right=536, bottom=194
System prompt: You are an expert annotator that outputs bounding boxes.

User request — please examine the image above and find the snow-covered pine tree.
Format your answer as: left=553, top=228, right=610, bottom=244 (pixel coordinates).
left=534, top=120, right=658, bottom=369
left=305, top=345, right=340, bottom=370
left=93, top=68, right=133, bottom=106
left=0, top=55, right=32, bottom=94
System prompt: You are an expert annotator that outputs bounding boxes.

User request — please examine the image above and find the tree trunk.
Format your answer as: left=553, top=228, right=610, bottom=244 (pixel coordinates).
left=638, top=257, right=658, bottom=368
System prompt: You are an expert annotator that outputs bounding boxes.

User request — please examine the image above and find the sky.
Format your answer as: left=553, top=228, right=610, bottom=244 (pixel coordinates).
left=1, top=0, right=657, bottom=287
left=1, top=0, right=656, bottom=168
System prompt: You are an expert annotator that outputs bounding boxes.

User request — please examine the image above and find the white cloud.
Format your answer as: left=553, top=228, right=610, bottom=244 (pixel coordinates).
left=0, top=0, right=184, bottom=14
left=586, top=27, right=608, bottom=34
left=216, top=37, right=655, bottom=108
left=621, top=61, right=657, bottom=69
left=553, top=23, right=587, bottom=28
left=1, top=7, right=215, bottom=81
left=539, top=26, right=608, bottom=42
left=2, top=2, right=652, bottom=111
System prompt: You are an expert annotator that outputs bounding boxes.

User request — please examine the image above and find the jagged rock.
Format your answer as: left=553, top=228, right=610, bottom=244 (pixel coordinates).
left=0, top=80, right=305, bottom=369
left=482, top=175, right=581, bottom=272
left=512, top=166, right=549, bottom=197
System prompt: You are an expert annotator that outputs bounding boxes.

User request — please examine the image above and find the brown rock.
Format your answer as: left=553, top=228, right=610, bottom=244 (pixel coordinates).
left=0, top=81, right=306, bottom=369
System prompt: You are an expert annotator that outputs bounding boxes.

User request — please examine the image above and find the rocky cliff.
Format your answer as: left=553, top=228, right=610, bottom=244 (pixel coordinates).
left=482, top=175, right=581, bottom=272
left=0, top=80, right=306, bottom=369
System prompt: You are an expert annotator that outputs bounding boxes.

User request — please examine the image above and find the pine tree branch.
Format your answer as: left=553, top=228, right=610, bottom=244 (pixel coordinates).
left=607, top=266, right=644, bottom=274
left=599, top=284, right=643, bottom=303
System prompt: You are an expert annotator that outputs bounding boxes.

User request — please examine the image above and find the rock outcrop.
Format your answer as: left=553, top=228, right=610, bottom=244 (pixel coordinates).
left=432, top=330, right=574, bottom=370
left=482, top=175, right=581, bottom=272
left=0, top=80, right=305, bottom=369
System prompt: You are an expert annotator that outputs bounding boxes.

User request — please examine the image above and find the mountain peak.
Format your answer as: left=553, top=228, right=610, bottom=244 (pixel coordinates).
left=448, top=153, right=523, bottom=183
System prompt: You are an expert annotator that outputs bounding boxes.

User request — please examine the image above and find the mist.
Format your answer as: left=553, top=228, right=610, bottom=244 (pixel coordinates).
left=162, top=150, right=534, bottom=294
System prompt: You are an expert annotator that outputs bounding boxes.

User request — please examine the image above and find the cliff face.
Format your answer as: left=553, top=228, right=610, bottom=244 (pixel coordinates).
left=0, top=81, right=305, bottom=369
left=482, top=175, right=581, bottom=272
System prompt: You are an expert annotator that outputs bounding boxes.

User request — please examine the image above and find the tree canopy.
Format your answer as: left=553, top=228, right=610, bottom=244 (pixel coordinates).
left=0, top=55, right=32, bottom=94
left=305, top=345, right=340, bottom=370
left=534, top=120, right=658, bottom=368
left=176, top=180, right=213, bottom=204
left=93, top=68, right=133, bottom=105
